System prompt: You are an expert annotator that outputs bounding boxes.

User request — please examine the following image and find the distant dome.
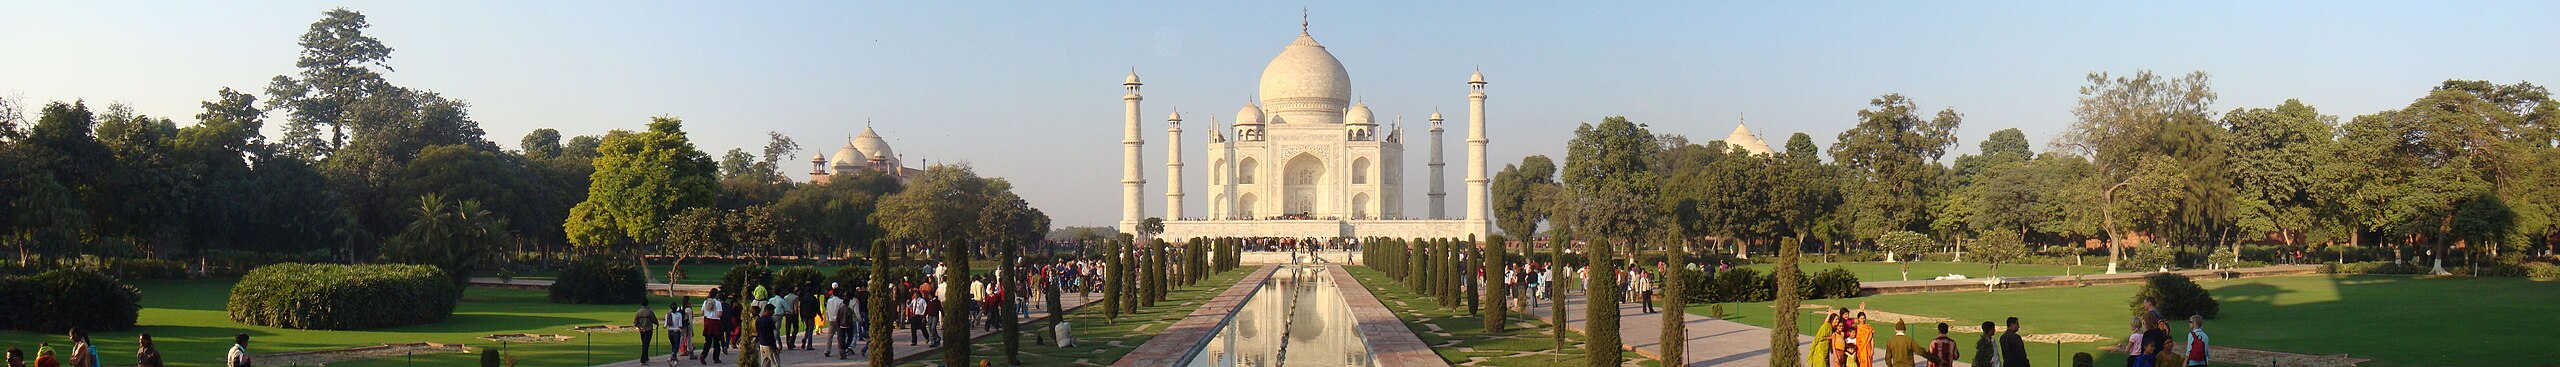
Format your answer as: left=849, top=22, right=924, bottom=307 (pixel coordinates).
left=1469, top=70, right=1486, bottom=84
left=1257, top=33, right=1350, bottom=125
left=1167, top=110, right=1183, bottom=121
left=853, top=126, right=896, bottom=165
left=1235, top=101, right=1265, bottom=125
left=829, top=141, right=867, bottom=171
left=1724, top=123, right=1774, bottom=155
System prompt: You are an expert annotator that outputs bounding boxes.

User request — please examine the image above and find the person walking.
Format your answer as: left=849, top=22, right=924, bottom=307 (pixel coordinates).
left=66, top=329, right=95, bottom=367
left=1885, top=321, right=1917, bottom=367
left=756, top=305, right=780, bottom=366
left=133, top=334, right=162, bottom=367
left=2181, top=315, right=2209, bottom=367
left=699, top=290, right=726, bottom=364
left=667, top=300, right=690, bottom=364
left=6, top=347, right=22, bottom=367
left=1970, top=322, right=1998, bottom=367
left=799, top=287, right=822, bottom=350
left=908, top=294, right=930, bottom=346
left=1926, top=323, right=1958, bottom=367
left=767, top=289, right=792, bottom=350
left=830, top=286, right=857, bottom=359
left=225, top=334, right=250, bottom=367
left=2000, top=317, right=2029, bottom=367
left=635, top=303, right=657, bottom=365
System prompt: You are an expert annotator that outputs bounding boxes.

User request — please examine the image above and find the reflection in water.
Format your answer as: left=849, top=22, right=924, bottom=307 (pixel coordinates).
left=1187, top=266, right=1373, bottom=367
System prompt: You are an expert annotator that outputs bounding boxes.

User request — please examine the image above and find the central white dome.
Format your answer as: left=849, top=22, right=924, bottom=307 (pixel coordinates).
left=1257, top=33, right=1351, bottom=125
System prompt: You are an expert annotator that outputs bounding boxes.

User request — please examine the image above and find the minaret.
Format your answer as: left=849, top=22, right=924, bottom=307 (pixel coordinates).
left=1122, top=70, right=1146, bottom=232
left=1165, top=110, right=1185, bottom=221
left=1465, top=70, right=1491, bottom=236
left=1428, top=110, right=1448, bottom=219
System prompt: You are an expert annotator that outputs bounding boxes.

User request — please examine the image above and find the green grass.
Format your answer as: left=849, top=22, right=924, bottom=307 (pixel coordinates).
left=1343, top=266, right=1656, bottom=367
left=1739, top=261, right=2089, bottom=282
left=0, top=278, right=691, bottom=367
left=896, top=267, right=1255, bottom=367
left=1696, top=273, right=2560, bottom=367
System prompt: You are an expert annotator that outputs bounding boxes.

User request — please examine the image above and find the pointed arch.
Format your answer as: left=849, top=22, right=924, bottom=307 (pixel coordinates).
left=1352, top=193, right=1371, bottom=219
left=1352, top=157, right=1372, bottom=184
left=1238, top=157, right=1259, bottom=185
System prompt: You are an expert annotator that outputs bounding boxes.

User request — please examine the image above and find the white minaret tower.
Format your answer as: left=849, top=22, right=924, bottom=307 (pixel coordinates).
left=1428, top=110, right=1448, bottom=219
left=1121, top=70, right=1146, bottom=232
left=1465, top=70, right=1491, bottom=236
left=1165, top=110, right=1185, bottom=221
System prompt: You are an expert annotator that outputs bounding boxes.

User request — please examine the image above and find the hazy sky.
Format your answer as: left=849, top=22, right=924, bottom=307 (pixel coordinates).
left=5, top=1, right=2555, bottom=227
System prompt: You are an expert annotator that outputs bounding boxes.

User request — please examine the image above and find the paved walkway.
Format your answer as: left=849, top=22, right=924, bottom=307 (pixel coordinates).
left=1859, top=264, right=2321, bottom=295
left=1521, top=290, right=1953, bottom=367
left=584, top=291, right=1102, bottom=367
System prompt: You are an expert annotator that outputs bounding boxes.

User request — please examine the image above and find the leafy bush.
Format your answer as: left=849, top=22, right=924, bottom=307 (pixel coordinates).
left=63, top=256, right=189, bottom=280
left=2127, top=247, right=2177, bottom=271
left=0, top=269, right=144, bottom=333
left=2130, top=273, right=2217, bottom=320
left=774, top=266, right=825, bottom=297
left=2320, top=261, right=2426, bottom=275
left=829, top=266, right=868, bottom=292
left=1709, top=268, right=1769, bottom=303
left=548, top=257, right=645, bottom=304
left=719, top=263, right=773, bottom=297
left=1807, top=267, right=1863, bottom=299
left=2525, top=262, right=2560, bottom=280
left=228, top=263, right=459, bottom=330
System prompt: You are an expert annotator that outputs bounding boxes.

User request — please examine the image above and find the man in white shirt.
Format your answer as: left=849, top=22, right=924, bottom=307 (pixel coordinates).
left=700, top=294, right=725, bottom=363
left=225, top=334, right=250, bottom=367
left=775, top=291, right=798, bottom=350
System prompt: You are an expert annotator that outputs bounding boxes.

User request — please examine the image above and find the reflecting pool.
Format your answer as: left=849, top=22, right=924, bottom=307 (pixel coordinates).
left=1185, top=265, right=1373, bottom=367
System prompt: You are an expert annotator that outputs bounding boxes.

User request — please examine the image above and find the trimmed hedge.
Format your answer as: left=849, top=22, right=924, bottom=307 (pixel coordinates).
left=228, top=263, right=459, bottom=330
left=2131, top=272, right=2218, bottom=320
left=2526, top=262, right=2560, bottom=280
left=2320, top=261, right=2427, bottom=275
left=1807, top=267, right=1863, bottom=299
left=1678, top=266, right=1863, bottom=303
left=719, top=264, right=773, bottom=297
left=0, top=269, right=144, bottom=333
left=548, top=257, right=646, bottom=304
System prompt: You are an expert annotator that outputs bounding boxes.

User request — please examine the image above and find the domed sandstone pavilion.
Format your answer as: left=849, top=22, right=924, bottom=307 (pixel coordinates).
left=1121, top=19, right=1492, bottom=240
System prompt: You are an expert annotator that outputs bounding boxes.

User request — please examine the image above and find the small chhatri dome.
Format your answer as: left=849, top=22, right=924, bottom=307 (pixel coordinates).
left=1234, top=100, right=1265, bottom=125
left=853, top=126, right=896, bottom=164
left=1258, top=29, right=1352, bottom=125
left=1167, top=110, right=1183, bottom=121
left=1345, top=101, right=1375, bottom=125
left=1429, top=109, right=1444, bottom=120
left=1124, top=70, right=1142, bottom=85
left=1469, top=70, right=1486, bottom=84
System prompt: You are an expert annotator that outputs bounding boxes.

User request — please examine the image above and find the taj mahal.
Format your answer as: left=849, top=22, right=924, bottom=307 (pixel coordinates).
left=1121, top=23, right=1493, bottom=241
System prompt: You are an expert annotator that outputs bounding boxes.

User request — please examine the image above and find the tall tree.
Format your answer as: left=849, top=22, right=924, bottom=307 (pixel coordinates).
left=2224, top=100, right=2336, bottom=249
left=266, top=7, right=395, bottom=158
left=565, top=116, right=719, bottom=254
left=1831, top=94, right=1963, bottom=248
left=2061, top=70, right=2226, bottom=273
left=1561, top=116, right=1659, bottom=367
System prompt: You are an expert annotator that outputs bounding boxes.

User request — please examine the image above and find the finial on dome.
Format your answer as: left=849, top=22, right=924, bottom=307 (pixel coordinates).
left=1301, top=7, right=1309, bottom=35
left=1430, top=108, right=1444, bottom=120
left=1168, top=109, right=1183, bottom=121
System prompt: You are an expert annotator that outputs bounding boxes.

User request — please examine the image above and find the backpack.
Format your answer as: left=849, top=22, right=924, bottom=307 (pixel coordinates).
left=2185, top=330, right=2209, bottom=363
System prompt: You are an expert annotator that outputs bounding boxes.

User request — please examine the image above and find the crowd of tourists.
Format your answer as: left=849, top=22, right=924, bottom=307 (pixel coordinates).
left=1800, top=300, right=2208, bottom=367
left=626, top=257, right=1114, bottom=366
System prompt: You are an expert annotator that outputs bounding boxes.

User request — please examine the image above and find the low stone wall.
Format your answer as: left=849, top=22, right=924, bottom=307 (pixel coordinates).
left=1860, top=264, right=2323, bottom=296
left=1327, top=264, right=1452, bottom=367
left=1111, top=265, right=1282, bottom=367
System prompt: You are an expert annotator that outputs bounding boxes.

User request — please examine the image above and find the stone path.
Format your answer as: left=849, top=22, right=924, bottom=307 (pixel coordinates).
left=585, top=291, right=1101, bottom=367
left=1521, top=290, right=1963, bottom=367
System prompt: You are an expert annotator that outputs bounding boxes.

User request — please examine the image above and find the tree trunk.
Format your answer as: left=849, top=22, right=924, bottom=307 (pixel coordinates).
left=2102, top=180, right=2131, bottom=274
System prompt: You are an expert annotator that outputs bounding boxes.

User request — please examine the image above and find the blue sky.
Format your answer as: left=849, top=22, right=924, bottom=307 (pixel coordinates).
left=4, top=1, right=2554, bottom=227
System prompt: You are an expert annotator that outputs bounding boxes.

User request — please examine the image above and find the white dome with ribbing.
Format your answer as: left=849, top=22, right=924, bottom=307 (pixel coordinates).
left=1257, top=33, right=1351, bottom=125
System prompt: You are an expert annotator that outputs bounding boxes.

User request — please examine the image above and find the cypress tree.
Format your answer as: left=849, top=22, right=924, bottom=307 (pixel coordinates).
left=1660, top=237, right=1687, bottom=365
left=1486, top=233, right=1509, bottom=332
left=1104, top=238, right=1122, bottom=321
left=1586, top=235, right=1622, bottom=367
left=1551, top=235, right=1568, bottom=352
left=1141, top=238, right=1160, bottom=307
left=1466, top=235, right=1481, bottom=316
left=867, top=239, right=894, bottom=366
left=1770, top=237, right=1804, bottom=367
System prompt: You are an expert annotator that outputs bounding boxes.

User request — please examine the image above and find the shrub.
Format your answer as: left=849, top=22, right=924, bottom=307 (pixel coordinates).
left=0, top=269, right=143, bottom=333
left=2130, top=273, right=2217, bottom=320
left=1807, top=267, right=1862, bottom=299
left=2320, top=261, right=2426, bottom=275
left=2127, top=247, right=2177, bottom=271
left=228, top=263, right=459, bottom=330
left=2525, top=262, right=2560, bottom=280
left=719, top=263, right=773, bottom=297
left=63, top=256, right=189, bottom=280
left=548, top=257, right=646, bottom=304
left=774, top=266, right=825, bottom=297
left=829, top=266, right=868, bottom=292
left=1710, top=268, right=1768, bottom=303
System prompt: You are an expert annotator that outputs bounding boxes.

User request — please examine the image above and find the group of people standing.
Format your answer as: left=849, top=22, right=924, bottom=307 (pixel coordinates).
left=2, top=330, right=248, bottom=367
left=1809, top=306, right=2034, bottom=367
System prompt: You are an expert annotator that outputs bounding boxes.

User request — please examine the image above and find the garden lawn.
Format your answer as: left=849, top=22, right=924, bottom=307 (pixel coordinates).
left=1343, top=266, right=1655, bottom=367
left=1696, top=273, right=2560, bottom=367
left=0, top=278, right=687, bottom=367
left=1741, top=261, right=2086, bottom=282
left=898, top=265, right=1254, bottom=367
